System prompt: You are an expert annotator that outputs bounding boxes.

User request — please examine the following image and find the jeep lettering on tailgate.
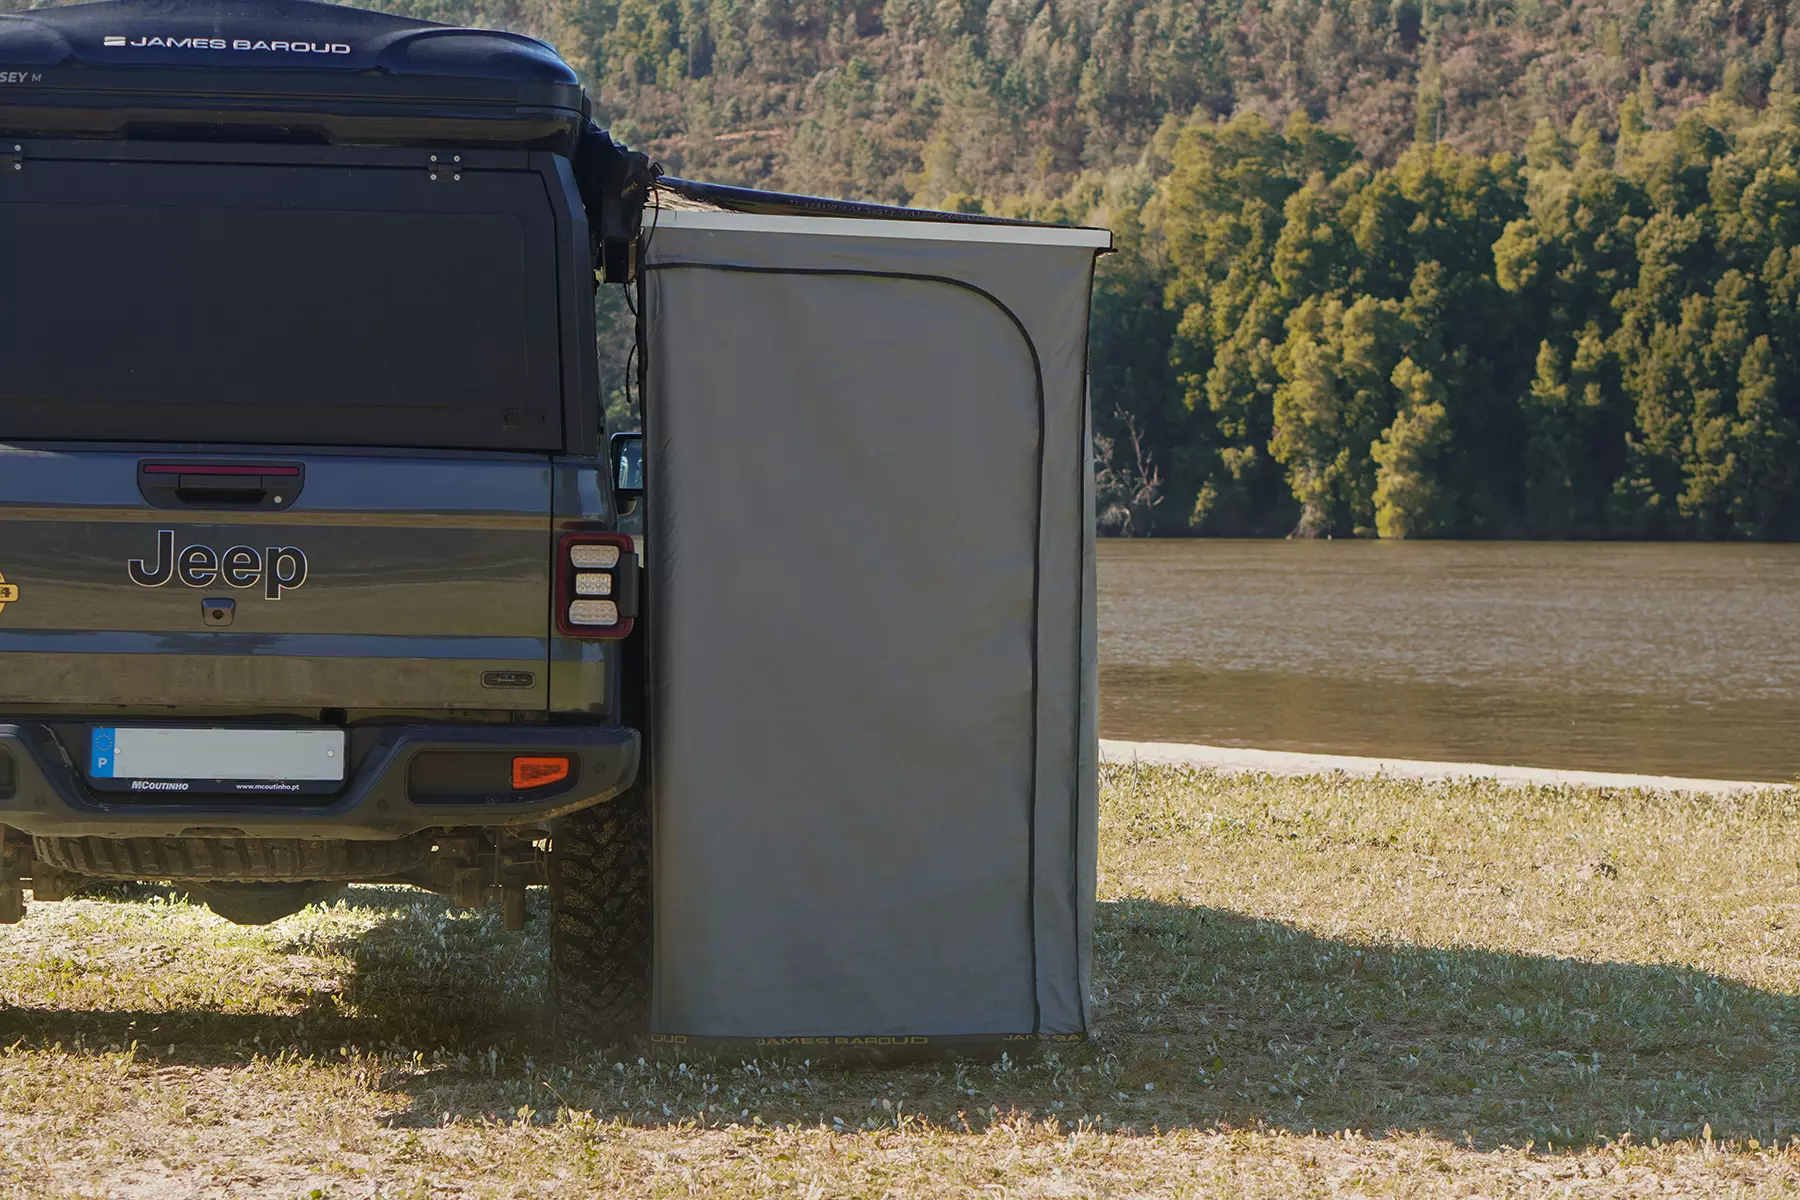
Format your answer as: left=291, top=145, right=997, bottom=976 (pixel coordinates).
left=128, top=529, right=308, bottom=598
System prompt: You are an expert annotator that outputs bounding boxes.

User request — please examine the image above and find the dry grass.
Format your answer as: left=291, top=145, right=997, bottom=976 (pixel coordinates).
left=4, top=765, right=1800, bottom=1198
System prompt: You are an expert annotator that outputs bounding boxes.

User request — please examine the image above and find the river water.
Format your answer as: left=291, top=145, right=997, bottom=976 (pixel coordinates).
left=1098, top=540, right=1800, bottom=782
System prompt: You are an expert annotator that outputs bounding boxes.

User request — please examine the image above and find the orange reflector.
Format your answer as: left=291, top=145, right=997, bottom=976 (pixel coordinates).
left=512, top=756, right=571, bottom=790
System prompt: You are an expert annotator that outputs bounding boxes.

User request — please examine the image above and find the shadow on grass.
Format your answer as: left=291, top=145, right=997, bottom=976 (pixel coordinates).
left=1091, top=899, right=1799, bottom=1148
left=3, top=893, right=1796, bottom=1149
left=0, top=885, right=553, bottom=1058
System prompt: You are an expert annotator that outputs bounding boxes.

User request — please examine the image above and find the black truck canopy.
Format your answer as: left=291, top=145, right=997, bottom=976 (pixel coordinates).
left=0, top=0, right=626, bottom=453
left=0, top=0, right=585, bottom=149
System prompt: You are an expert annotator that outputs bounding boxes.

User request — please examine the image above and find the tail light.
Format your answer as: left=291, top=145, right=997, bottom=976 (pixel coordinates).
left=512, top=756, right=572, bottom=789
left=557, top=533, right=638, bottom=639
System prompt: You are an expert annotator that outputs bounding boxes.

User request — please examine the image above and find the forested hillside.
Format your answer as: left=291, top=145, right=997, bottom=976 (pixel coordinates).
left=1099, top=106, right=1800, bottom=539
left=16, top=0, right=1800, bottom=536
left=514, top=0, right=1798, bottom=539
left=373, top=0, right=1800, bottom=201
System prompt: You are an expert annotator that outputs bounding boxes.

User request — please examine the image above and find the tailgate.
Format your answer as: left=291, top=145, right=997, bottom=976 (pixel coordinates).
left=0, top=447, right=551, bottom=711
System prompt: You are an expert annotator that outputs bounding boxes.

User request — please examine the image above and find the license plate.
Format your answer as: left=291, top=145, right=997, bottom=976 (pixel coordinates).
left=88, top=726, right=345, bottom=794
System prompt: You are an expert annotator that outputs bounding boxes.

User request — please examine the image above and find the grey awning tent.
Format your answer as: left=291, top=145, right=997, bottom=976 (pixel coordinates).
left=642, top=199, right=1109, bottom=1048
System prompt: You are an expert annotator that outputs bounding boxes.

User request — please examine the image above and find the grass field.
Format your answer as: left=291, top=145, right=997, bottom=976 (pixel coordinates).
left=4, top=765, right=1800, bottom=1198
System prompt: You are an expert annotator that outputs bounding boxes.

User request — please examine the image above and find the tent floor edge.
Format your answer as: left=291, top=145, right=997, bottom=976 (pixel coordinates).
left=642, top=1032, right=1088, bottom=1064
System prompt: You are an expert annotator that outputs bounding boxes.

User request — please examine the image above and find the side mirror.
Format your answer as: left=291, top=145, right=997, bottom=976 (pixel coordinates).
left=610, top=431, right=644, bottom=510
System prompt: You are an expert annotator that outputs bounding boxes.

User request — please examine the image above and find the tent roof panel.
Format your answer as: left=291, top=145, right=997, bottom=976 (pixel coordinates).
left=651, top=205, right=1114, bottom=250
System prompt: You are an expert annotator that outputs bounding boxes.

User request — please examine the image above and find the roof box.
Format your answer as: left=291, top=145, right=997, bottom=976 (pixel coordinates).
left=0, top=0, right=586, bottom=149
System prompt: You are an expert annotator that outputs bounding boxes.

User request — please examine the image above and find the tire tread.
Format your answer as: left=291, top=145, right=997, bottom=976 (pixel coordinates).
left=550, top=786, right=652, bottom=1042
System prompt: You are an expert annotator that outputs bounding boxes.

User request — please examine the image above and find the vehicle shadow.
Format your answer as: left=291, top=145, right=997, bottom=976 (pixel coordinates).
left=363, top=895, right=1800, bottom=1150
left=3, top=892, right=1795, bottom=1151
left=0, top=885, right=552, bottom=1056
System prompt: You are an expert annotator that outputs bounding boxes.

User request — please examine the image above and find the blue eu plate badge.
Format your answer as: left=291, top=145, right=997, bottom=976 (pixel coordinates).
left=90, top=726, right=117, bottom=778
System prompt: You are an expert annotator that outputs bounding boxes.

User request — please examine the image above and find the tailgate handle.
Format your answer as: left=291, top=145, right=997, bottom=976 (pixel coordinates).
left=176, top=476, right=272, bottom=506
left=139, top=462, right=304, bottom=511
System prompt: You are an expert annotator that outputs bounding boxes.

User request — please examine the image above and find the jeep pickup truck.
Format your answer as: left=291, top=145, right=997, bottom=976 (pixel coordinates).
left=0, top=0, right=655, bottom=1036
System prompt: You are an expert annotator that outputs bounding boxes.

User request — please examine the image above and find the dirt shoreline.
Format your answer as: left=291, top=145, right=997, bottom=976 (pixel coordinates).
left=1099, top=739, right=1793, bottom=793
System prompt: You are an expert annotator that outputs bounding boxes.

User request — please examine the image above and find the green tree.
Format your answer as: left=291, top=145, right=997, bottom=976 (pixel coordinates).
left=1724, top=337, right=1799, bottom=537
left=1271, top=294, right=1406, bottom=536
left=1519, top=329, right=1616, bottom=536
left=1372, top=358, right=1454, bottom=537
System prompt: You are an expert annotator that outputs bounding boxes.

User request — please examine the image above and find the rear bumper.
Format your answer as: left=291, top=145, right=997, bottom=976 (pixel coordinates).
left=0, top=722, right=639, bottom=841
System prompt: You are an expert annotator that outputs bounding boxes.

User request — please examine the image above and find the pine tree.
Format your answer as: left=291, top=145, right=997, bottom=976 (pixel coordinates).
left=1372, top=358, right=1454, bottom=537
left=1727, top=336, right=1799, bottom=536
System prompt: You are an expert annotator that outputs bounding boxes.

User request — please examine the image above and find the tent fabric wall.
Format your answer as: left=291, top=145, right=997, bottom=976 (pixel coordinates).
left=642, top=208, right=1106, bottom=1042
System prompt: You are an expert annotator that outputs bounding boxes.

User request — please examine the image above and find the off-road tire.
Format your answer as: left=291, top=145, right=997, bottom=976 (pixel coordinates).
left=550, top=783, right=652, bottom=1043
left=33, top=835, right=430, bottom=881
